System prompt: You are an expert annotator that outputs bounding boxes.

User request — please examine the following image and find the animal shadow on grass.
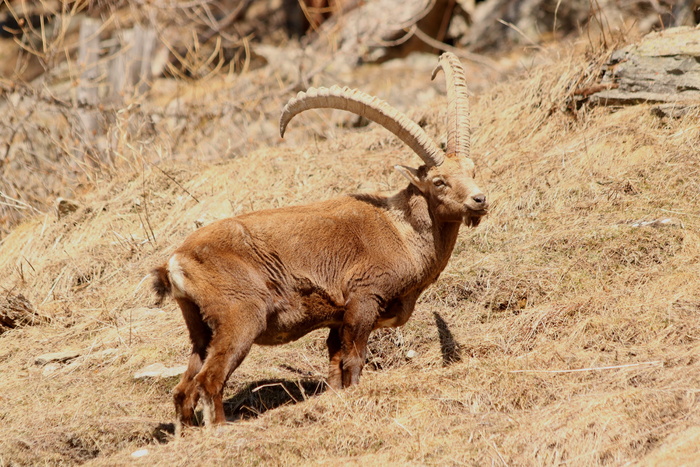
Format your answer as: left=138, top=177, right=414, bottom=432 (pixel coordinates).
left=153, top=378, right=326, bottom=441
left=225, top=378, right=327, bottom=421
left=433, top=311, right=462, bottom=365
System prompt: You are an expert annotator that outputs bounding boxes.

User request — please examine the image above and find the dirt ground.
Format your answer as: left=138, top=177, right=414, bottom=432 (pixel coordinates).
left=1, top=12, right=699, bottom=466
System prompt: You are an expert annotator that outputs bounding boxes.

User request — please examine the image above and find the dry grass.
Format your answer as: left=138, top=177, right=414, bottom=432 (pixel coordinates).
left=1, top=33, right=700, bottom=466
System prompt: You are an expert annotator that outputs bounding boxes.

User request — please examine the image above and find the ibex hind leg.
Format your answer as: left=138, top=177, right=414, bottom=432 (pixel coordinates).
left=172, top=297, right=211, bottom=434
left=193, top=300, right=264, bottom=427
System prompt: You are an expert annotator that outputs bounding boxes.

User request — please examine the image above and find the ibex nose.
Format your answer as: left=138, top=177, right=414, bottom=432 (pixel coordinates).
left=472, top=194, right=487, bottom=208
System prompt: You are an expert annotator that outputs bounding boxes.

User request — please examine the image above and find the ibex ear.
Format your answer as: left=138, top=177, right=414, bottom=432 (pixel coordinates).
left=394, top=165, right=427, bottom=192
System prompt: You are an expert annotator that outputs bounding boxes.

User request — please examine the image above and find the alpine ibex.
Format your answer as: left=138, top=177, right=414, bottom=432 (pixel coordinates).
left=152, top=52, right=488, bottom=430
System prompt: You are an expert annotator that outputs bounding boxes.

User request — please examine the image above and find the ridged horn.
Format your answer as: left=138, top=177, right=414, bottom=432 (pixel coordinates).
left=431, top=52, right=471, bottom=159
left=280, top=85, right=444, bottom=167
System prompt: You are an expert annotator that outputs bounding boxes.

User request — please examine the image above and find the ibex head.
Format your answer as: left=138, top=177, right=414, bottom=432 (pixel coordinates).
left=280, top=52, right=488, bottom=227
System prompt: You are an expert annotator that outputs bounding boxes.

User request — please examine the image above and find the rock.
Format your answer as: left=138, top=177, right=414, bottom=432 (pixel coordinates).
left=134, top=363, right=187, bottom=380
left=590, top=27, right=700, bottom=106
left=36, top=348, right=119, bottom=375
left=406, top=349, right=418, bottom=359
left=309, top=0, right=457, bottom=65
left=0, top=293, right=48, bottom=333
left=35, top=350, right=81, bottom=365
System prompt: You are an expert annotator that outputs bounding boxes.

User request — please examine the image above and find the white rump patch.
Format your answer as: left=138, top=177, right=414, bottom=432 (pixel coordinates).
left=168, top=254, right=188, bottom=298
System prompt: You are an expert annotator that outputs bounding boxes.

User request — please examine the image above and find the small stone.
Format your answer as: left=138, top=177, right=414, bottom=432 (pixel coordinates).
left=131, top=449, right=149, bottom=458
left=35, top=350, right=80, bottom=365
left=134, top=363, right=187, bottom=380
left=406, top=349, right=418, bottom=359
left=630, top=217, right=682, bottom=228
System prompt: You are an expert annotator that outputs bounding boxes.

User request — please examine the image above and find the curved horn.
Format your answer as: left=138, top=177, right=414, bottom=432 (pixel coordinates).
left=431, top=52, right=471, bottom=159
left=280, top=85, right=444, bottom=167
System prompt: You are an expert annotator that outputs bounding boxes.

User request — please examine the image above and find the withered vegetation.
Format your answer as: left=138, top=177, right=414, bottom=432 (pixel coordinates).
left=0, top=4, right=699, bottom=465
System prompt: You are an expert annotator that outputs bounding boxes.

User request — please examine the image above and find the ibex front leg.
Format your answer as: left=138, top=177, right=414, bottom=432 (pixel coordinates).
left=340, top=297, right=378, bottom=388
left=326, top=328, right=343, bottom=390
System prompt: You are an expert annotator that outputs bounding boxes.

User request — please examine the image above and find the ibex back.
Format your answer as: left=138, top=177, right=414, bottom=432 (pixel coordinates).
left=152, top=52, right=488, bottom=431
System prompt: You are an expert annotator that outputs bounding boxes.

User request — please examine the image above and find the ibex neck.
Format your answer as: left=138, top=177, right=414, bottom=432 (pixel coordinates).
left=393, top=185, right=462, bottom=274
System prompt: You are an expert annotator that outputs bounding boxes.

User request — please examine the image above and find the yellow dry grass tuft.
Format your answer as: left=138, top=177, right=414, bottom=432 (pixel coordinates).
left=1, top=37, right=699, bottom=465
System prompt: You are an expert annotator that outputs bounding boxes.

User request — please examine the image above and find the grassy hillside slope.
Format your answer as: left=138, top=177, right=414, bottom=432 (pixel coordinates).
left=1, top=41, right=699, bottom=466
